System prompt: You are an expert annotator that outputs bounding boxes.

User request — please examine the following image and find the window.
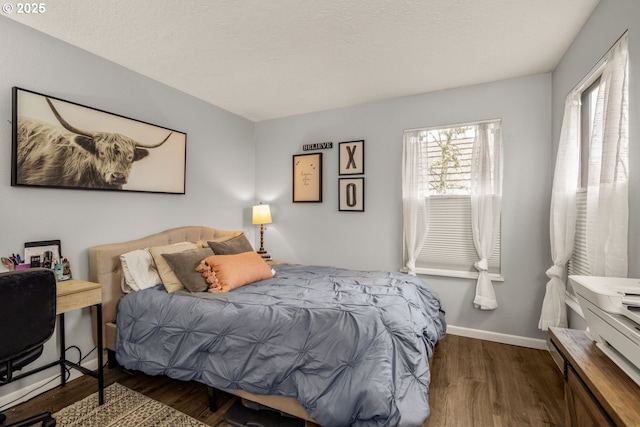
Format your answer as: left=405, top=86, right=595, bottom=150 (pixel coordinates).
left=579, top=78, right=600, bottom=188
left=568, top=33, right=628, bottom=281
left=568, top=78, right=600, bottom=279
left=402, top=120, right=502, bottom=279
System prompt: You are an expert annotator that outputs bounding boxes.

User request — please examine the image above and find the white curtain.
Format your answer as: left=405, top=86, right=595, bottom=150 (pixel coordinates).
left=538, top=34, right=628, bottom=330
left=471, top=122, right=502, bottom=310
left=538, top=92, right=581, bottom=331
left=402, top=130, right=429, bottom=275
left=586, top=35, right=629, bottom=277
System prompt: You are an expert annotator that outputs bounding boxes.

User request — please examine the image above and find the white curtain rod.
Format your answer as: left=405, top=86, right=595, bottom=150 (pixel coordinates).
left=404, top=118, right=501, bottom=133
left=568, top=30, right=628, bottom=96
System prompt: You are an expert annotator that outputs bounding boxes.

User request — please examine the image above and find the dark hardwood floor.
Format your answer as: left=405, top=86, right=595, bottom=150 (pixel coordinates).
left=1, top=334, right=565, bottom=426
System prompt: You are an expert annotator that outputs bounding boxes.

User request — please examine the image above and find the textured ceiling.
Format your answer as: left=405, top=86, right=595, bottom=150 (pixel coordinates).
left=5, top=0, right=599, bottom=121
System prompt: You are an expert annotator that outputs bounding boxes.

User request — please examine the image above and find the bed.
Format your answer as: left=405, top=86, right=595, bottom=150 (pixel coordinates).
left=88, top=226, right=446, bottom=426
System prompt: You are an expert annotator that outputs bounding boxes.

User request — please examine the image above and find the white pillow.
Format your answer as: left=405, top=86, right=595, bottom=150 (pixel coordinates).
left=120, top=249, right=162, bottom=293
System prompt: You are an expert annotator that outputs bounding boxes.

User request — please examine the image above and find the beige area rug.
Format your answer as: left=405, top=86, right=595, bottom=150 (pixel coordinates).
left=53, top=383, right=210, bottom=427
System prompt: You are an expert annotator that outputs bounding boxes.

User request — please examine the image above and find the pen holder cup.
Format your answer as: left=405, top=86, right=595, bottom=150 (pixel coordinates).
left=54, top=261, right=71, bottom=281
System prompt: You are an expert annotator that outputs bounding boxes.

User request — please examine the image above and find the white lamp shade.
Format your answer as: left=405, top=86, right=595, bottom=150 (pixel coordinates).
left=252, top=204, right=272, bottom=225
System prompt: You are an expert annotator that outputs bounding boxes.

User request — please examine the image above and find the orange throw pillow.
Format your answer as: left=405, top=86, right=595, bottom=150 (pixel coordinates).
left=197, top=251, right=273, bottom=292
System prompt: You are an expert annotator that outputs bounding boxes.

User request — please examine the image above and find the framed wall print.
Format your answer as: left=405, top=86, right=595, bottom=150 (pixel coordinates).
left=293, top=153, right=323, bottom=202
left=339, top=140, right=364, bottom=175
left=12, top=87, right=187, bottom=194
left=339, top=177, right=364, bottom=212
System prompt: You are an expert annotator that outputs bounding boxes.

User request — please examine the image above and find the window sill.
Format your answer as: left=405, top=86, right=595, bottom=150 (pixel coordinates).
left=565, top=291, right=584, bottom=319
left=400, top=267, right=505, bottom=282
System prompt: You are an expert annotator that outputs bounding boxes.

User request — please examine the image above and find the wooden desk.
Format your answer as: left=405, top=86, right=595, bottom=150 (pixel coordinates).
left=549, top=327, right=640, bottom=427
left=56, top=279, right=101, bottom=314
left=56, top=279, right=104, bottom=404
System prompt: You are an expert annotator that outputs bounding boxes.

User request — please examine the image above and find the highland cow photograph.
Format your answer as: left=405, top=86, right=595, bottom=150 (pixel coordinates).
left=11, top=87, right=186, bottom=194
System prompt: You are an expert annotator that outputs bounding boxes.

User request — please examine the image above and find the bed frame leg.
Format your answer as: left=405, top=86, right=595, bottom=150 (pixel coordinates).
left=107, top=349, right=118, bottom=369
left=207, top=386, right=218, bottom=412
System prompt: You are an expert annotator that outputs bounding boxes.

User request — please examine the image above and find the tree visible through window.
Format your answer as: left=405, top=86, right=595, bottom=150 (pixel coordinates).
left=426, top=126, right=473, bottom=195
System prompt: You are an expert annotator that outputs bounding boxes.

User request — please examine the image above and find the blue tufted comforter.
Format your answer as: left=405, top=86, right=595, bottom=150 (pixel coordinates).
left=116, top=264, right=446, bottom=426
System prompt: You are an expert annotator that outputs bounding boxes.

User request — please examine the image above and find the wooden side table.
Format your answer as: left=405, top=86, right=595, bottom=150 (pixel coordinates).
left=266, top=260, right=288, bottom=266
left=56, top=279, right=104, bottom=404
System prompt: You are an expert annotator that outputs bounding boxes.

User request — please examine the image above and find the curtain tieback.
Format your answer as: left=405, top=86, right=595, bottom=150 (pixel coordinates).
left=474, top=258, right=488, bottom=272
left=406, top=259, right=417, bottom=276
left=545, top=264, right=564, bottom=280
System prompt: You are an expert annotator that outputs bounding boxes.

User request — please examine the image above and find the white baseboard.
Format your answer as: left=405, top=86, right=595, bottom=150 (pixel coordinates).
left=446, top=325, right=548, bottom=350
left=0, top=357, right=99, bottom=410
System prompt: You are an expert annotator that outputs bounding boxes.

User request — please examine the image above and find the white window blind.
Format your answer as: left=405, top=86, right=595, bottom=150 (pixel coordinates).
left=414, top=195, right=501, bottom=275
left=568, top=190, right=590, bottom=277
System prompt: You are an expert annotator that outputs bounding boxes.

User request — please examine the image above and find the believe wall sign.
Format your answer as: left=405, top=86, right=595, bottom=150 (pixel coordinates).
left=303, top=142, right=333, bottom=151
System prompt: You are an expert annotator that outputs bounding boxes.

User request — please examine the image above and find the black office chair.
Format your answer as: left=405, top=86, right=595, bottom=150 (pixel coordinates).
left=0, top=269, right=57, bottom=427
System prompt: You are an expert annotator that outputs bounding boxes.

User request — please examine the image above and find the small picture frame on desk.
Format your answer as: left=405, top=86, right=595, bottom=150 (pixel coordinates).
left=24, top=240, right=61, bottom=267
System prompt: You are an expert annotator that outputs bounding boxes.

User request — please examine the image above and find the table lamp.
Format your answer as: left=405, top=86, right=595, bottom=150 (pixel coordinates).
left=252, top=203, right=272, bottom=260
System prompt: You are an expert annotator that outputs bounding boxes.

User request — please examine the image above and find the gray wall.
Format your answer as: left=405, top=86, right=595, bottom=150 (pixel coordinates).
left=0, top=17, right=255, bottom=399
left=255, top=73, right=553, bottom=341
left=550, top=0, right=640, bottom=327
left=4, top=0, right=635, bottom=404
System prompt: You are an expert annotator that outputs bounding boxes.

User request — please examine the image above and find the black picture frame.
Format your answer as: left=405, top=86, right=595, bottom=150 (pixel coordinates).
left=339, top=140, right=364, bottom=175
left=293, top=153, right=323, bottom=202
left=339, top=177, right=365, bottom=212
left=24, top=239, right=62, bottom=266
left=11, top=87, right=187, bottom=194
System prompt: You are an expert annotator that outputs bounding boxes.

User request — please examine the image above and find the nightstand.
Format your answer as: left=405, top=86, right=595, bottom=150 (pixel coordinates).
left=266, top=260, right=287, bottom=266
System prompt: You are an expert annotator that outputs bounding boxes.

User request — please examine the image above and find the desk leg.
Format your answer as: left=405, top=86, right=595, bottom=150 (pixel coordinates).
left=59, top=313, right=66, bottom=387
left=58, top=307, right=104, bottom=405
left=96, top=303, right=104, bottom=405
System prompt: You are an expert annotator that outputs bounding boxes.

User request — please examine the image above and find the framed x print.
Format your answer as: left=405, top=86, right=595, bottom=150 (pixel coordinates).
left=293, top=153, right=323, bottom=202
left=339, top=177, right=364, bottom=211
left=339, top=140, right=364, bottom=175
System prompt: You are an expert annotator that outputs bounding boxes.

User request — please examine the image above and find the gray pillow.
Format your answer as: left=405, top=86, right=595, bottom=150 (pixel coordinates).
left=161, top=247, right=214, bottom=293
left=207, top=233, right=254, bottom=255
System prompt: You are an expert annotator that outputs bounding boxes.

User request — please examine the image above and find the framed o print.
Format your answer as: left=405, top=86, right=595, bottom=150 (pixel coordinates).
left=293, top=153, right=323, bottom=202
left=339, top=177, right=364, bottom=212
left=339, top=140, right=364, bottom=175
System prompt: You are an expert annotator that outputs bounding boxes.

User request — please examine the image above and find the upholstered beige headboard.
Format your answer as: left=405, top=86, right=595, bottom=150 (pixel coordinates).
left=88, top=225, right=240, bottom=352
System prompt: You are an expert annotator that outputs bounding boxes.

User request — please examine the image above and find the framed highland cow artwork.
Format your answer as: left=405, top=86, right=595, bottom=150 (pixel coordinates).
left=11, top=87, right=187, bottom=194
